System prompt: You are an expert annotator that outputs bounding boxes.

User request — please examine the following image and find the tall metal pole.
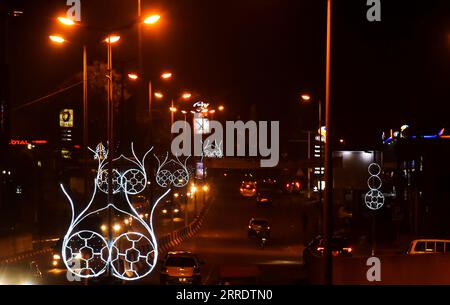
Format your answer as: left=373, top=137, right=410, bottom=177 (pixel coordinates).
left=83, top=45, right=89, bottom=201
left=307, top=131, right=311, bottom=199
left=106, top=37, right=114, bottom=273
left=318, top=101, right=322, bottom=203
left=323, top=0, right=333, bottom=285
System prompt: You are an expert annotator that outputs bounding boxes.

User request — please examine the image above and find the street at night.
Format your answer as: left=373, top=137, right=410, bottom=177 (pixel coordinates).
left=1, top=0, right=450, bottom=303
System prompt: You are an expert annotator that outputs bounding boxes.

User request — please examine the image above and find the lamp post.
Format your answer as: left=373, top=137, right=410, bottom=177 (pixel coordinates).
left=49, top=34, right=89, bottom=201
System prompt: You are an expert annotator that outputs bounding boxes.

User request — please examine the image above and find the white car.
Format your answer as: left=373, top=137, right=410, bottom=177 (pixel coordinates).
left=160, top=251, right=203, bottom=284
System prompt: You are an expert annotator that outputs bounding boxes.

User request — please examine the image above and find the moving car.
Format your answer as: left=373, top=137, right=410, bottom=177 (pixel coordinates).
left=0, top=261, right=43, bottom=285
left=51, top=239, right=63, bottom=268
left=303, top=235, right=352, bottom=265
left=407, top=239, right=450, bottom=255
left=283, top=179, right=302, bottom=194
left=255, top=192, right=272, bottom=206
left=161, top=200, right=181, bottom=218
left=240, top=181, right=257, bottom=197
left=160, top=251, right=203, bottom=284
left=248, top=218, right=271, bottom=238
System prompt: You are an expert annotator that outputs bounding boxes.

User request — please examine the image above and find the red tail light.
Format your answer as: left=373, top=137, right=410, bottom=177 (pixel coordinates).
left=316, top=247, right=325, bottom=252
left=343, top=247, right=352, bottom=253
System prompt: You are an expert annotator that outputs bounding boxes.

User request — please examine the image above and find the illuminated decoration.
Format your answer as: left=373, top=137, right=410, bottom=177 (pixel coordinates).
left=61, top=143, right=175, bottom=281
left=194, top=113, right=210, bottom=134
left=203, top=139, right=223, bottom=158
left=364, top=163, right=385, bottom=210
left=154, top=153, right=190, bottom=188
left=60, top=109, right=74, bottom=128
left=383, top=126, right=450, bottom=144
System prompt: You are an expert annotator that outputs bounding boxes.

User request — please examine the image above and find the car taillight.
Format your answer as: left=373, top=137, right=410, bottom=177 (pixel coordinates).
left=343, top=247, right=352, bottom=253
left=248, top=225, right=251, bottom=229
left=295, top=182, right=300, bottom=188
left=316, top=247, right=325, bottom=252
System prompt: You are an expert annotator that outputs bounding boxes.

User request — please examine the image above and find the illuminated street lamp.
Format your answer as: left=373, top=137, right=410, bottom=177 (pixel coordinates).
left=49, top=35, right=65, bottom=44
left=169, top=106, right=177, bottom=113
left=104, top=35, right=121, bottom=44
left=154, top=92, right=163, bottom=99
left=301, top=94, right=311, bottom=101
left=161, top=72, right=173, bottom=79
left=57, top=16, right=76, bottom=26
left=182, top=92, right=192, bottom=100
left=218, top=105, right=224, bottom=111
left=128, top=73, right=139, bottom=80
left=143, top=14, right=161, bottom=25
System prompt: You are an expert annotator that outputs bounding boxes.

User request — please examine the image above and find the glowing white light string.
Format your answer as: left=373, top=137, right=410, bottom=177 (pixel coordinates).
left=154, top=153, right=190, bottom=188
left=61, top=143, right=180, bottom=280
left=364, top=163, right=385, bottom=210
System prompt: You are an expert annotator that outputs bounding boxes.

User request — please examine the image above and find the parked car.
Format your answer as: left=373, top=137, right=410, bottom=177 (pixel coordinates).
left=0, top=261, right=43, bottom=285
left=160, top=251, right=203, bottom=284
left=255, top=192, right=272, bottom=207
left=303, top=235, right=352, bottom=265
left=406, top=239, right=450, bottom=255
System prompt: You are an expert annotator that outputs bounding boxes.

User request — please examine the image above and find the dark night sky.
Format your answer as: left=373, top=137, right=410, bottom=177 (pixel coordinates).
left=4, top=0, right=450, bottom=149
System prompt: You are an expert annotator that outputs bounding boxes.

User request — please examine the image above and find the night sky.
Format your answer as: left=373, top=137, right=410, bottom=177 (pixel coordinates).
left=4, top=0, right=450, bottom=149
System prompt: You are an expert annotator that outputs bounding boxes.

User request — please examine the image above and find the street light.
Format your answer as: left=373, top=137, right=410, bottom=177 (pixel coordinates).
left=301, top=94, right=311, bottom=101
left=182, top=92, right=192, bottom=100
left=49, top=35, right=65, bottom=44
left=218, top=105, right=224, bottom=111
left=128, top=73, right=139, bottom=80
left=169, top=106, right=177, bottom=113
left=154, top=92, right=163, bottom=99
left=161, top=72, right=173, bottom=79
left=143, top=14, right=161, bottom=25
left=105, top=35, right=121, bottom=44
left=57, top=16, right=76, bottom=26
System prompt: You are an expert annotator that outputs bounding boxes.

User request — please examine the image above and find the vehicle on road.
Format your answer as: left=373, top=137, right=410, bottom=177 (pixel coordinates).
left=160, top=251, right=203, bottom=284
left=51, top=239, right=63, bottom=268
left=255, top=192, right=272, bottom=206
left=0, top=261, right=43, bottom=285
left=161, top=200, right=181, bottom=219
left=283, top=179, right=302, bottom=194
left=303, top=235, right=352, bottom=265
left=240, top=181, right=257, bottom=197
left=248, top=218, right=271, bottom=238
left=407, top=239, right=450, bottom=255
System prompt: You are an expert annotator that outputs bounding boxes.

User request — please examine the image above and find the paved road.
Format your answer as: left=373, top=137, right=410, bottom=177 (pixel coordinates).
left=15, top=176, right=319, bottom=285
left=145, top=177, right=318, bottom=284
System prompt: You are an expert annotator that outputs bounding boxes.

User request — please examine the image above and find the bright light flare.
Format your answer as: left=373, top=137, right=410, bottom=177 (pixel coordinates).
left=57, top=17, right=75, bottom=26
left=218, top=105, right=224, bottom=111
left=161, top=72, right=172, bottom=79
left=128, top=73, right=139, bottom=80
left=182, top=93, right=192, bottom=100
left=105, top=35, right=121, bottom=44
left=154, top=92, right=163, bottom=99
left=144, top=14, right=161, bottom=25
left=169, top=107, right=177, bottom=112
left=301, top=94, right=311, bottom=101
left=49, top=35, right=65, bottom=44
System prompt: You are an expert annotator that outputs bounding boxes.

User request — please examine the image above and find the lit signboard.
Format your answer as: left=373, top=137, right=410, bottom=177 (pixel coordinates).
left=60, top=109, right=74, bottom=128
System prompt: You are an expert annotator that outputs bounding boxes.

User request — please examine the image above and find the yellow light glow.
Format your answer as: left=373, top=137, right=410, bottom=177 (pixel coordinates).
left=49, top=35, right=65, bottom=44
left=128, top=73, right=139, bottom=80
left=218, top=105, right=224, bottom=111
left=202, top=185, right=209, bottom=192
left=174, top=193, right=179, bottom=198
left=161, top=72, right=172, bottom=79
left=113, top=224, right=121, bottom=232
left=209, top=109, right=216, bottom=114
left=301, top=94, right=311, bottom=101
left=57, top=17, right=75, bottom=26
left=170, top=107, right=177, bottom=112
left=144, top=14, right=161, bottom=25
left=105, top=35, right=121, bottom=44
left=154, top=92, right=163, bottom=99
left=181, top=110, right=187, bottom=114
left=100, top=224, right=107, bottom=232
left=182, top=93, right=192, bottom=100
left=190, top=185, right=197, bottom=193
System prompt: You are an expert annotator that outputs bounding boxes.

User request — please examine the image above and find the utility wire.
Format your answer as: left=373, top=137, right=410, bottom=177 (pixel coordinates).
left=12, top=81, right=83, bottom=112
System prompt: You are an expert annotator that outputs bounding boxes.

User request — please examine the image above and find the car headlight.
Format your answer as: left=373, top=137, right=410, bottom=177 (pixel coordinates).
left=53, top=254, right=61, bottom=260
